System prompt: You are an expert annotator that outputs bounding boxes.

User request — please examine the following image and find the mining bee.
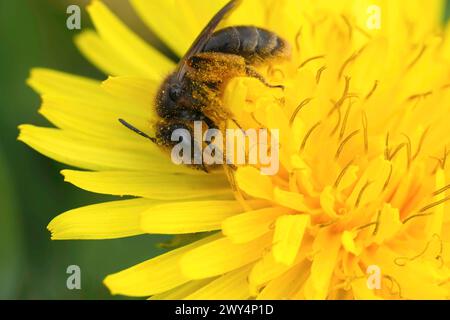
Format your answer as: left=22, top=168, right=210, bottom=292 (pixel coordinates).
left=120, top=0, right=291, bottom=171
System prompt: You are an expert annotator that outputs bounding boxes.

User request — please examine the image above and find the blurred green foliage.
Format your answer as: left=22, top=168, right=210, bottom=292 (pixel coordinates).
left=0, top=0, right=449, bottom=300
left=0, top=0, right=169, bottom=299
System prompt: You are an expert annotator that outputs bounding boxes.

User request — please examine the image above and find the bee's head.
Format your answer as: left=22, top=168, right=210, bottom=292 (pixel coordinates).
left=155, top=74, right=186, bottom=118
left=168, top=82, right=182, bottom=103
left=156, top=73, right=210, bottom=124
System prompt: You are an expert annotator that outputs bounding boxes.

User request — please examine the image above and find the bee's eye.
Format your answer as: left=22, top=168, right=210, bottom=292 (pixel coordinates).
left=169, top=85, right=182, bottom=101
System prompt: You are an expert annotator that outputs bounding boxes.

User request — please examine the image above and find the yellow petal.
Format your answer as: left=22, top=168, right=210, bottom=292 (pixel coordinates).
left=351, top=278, right=383, bottom=300
left=18, top=125, right=178, bottom=172
left=149, top=279, right=215, bottom=300
left=443, top=21, right=450, bottom=61
left=222, top=207, right=286, bottom=244
left=336, top=165, right=360, bottom=192
left=180, top=233, right=272, bottom=279
left=140, top=200, right=245, bottom=234
left=257, top=260, right=311, bottom=300
left=372, top=203, right=402, bottom=245
left=130, top=0, right=233, bottom=57
left=363, top=246, right=448, bottom=299
left=248, top=226, right=311, bottom=291
left=28, top=70, right=153, bottom=137
left=29, top=69, right=153, bottom=119
left=104, top=234, right=221, bottom=297
left=320, top=186, right=338, bottom=218
left=75, top=30, right=144, bottom=76
left=248, top=251, right=293, bottom=291
left=87, top=0, right=173, bottom=79
left=303, top=228, right=341, bottom=299
left=226, top=0, right=267, bottom=31
left=341, top=230, right=361, bottom=256
left=425, top=169, right=447, bottom=236
left=101, top=76, right=158, bottom=109
left=346, top=156, right=391, bottom=208
left=27, top=68, right=101, bottom=98
left=290, top=155, right=316, bottom=196
left=62, top=170, right=230, bottom=200
left=273, top=187, right=310, bottom=212
left=131, top=0, right=195, bottom=56
left=38, top=95, right=151, bottom=140
left=185, top=265, right=252, bottom=300
left=223, top=78, right=249, bottom=120
left=272, top=215, right=310, bottom=266
left=235, top=167, right=274, bottom=200
left=47, top=198, right=154, bottom=240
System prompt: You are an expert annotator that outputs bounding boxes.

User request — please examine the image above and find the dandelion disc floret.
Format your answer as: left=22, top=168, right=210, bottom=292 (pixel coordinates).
left=18, top=0, right=450, bottom=299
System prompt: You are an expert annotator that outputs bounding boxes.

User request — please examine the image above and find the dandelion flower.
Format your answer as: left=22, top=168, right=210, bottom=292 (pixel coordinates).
left=19, top=0, right=450, bottom=299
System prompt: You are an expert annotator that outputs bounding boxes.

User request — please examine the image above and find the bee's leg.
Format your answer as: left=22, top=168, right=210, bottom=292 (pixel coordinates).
left=231, top=119, right=244, bottom=131
left=245, top=66, right=284, bottom=90
left=203, top=116, right=218, bottom=130
left=200, top=163, right=209, bottom=173
left=205, top=116, right=244, bottom=139
left=222, top=163, right=253, bottom=211
left=231, top=119, right=249, bottom=138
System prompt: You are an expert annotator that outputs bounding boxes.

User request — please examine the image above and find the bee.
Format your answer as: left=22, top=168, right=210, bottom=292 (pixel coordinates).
left=120, top=0, right=291, bottom=171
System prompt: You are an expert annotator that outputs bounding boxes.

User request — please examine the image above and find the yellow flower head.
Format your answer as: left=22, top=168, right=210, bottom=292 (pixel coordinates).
left=18, top=0, right=450, bottom=299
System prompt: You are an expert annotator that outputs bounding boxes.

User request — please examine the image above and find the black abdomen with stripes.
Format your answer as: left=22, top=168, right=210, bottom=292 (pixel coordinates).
left=203, top=26, right=289, bottom=63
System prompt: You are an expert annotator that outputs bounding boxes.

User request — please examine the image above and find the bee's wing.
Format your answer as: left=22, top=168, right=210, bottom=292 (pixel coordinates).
left=175, top=0, right=240, bottom=81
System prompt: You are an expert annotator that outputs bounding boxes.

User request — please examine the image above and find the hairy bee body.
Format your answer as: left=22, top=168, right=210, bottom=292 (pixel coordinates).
left=155, top=26, right=290, bottom=146
left=120, top=1, right=291, bottom=171
left=155, top=52, right=246, bottom=125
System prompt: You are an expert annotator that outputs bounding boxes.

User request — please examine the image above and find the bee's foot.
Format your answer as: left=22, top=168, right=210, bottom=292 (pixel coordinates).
left=246, top=66, right=284, bottom=91
left=268, top=84, right=285, bottom=90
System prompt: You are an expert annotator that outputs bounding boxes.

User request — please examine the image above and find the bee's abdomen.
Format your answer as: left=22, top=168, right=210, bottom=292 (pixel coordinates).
left=203, top=26, right=290, bottom=63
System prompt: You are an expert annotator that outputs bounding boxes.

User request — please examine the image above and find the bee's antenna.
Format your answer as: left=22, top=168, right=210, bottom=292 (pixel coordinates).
left=118, top=119, right=157, bottom=143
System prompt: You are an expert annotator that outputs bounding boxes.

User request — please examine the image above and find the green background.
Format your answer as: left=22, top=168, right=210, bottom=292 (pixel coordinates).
left=0, top=0, right=449, bottom=299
